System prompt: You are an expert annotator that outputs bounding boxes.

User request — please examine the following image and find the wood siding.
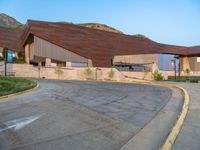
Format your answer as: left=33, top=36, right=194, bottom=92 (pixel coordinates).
left=32, top=36, right=88, bottom=63
left=180, top=56, right=200, bottom=71
left=189, top=57, right=200, bottom=71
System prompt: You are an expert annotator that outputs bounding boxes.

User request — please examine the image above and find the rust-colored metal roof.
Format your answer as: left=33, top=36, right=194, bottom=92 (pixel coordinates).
left=0, top=27, right=23, bottom=51
left=1, top=20, right=200, bottom=67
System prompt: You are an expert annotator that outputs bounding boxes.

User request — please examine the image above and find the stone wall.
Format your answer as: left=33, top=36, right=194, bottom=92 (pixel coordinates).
left=121, top=71, right=153, bottom=80
left=2, top=64, right=125, bottom=81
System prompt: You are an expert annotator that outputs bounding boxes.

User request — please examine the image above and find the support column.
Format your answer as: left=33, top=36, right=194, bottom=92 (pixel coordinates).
left=181, top=56, right=191, bottom=72
left=66, top=61, right=71, bottom=67
left=25, top=44, right=30, bottom=64
left=87, top=59, right=93, bottom=67
left=152, top=62, right=158, bottom=73
left=45, top=58, right=51, bottom=67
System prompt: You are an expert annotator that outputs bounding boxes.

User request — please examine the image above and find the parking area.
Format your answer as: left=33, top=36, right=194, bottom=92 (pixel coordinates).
left=0, top=80, right=172, bottom=150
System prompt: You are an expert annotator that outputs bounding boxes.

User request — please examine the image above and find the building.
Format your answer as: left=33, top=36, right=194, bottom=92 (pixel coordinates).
left=0, top=20, right=200, bottom=74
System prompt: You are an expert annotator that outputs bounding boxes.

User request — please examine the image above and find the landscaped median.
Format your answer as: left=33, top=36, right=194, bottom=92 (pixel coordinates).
left=0, top=76, right=37, bottom=97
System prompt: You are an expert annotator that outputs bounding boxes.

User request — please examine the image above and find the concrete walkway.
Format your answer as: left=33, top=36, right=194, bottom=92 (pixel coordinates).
left=170, top=82, right=200, bottom=150
left=120, top=86, right=183, bottom=150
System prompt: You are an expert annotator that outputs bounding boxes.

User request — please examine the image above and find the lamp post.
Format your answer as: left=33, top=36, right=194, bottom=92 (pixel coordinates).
left=4, top=49, right=8, bottom=76
left=171, top=59, right=176, bottom=80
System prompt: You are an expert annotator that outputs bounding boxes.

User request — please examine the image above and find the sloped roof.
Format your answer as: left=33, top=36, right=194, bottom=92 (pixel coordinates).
left=23, top=20, right=200, bottom=66
left=1, top=19, right=200, bottom=67
left=0, top=27, right=23, bottom=51
left=21, top=20, right=158, bottom=66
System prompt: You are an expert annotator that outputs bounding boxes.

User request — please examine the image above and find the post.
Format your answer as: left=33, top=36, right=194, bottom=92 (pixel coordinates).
left=171, top=59, right=177, bottom=80
left=38, top=61, right=42, bottom=79
left=174, top=59, right=177, bottom=80
left=4, top=49, right=7, bottom=76
left=178, top=62, right=181, bottom=78
left=95, top=68, right=97, bottom=80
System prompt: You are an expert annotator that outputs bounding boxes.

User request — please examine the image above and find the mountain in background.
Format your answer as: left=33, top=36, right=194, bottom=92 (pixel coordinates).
left=77, top=23, right=123, bottom=34
left=58, top=22, right=123, bottom=34
left=0, top=13, right=22, bottom=28
left=0, top=13, right=148, bottom=38
left=0, top=13, right=123, bottom=33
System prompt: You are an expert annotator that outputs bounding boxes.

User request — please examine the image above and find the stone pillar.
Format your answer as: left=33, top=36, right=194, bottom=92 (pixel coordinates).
left=152, top=62, right=158, bottom=73
left=181, top=56, right=191, bottom=72
left=66, top=61, right=71, bottom=67
left=45, top=58, right=51, bottom=67
left=25, top=44, right=30, bottom=64
left=88, top=59, right=93, bottom=67
left=38, top=61, right=42, bottom=66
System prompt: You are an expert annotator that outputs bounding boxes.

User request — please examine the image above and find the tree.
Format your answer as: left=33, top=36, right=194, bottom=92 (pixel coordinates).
left=108, top=68, right=115, bottom=78
left=84, top=67, right=93, bottom=80
left=152, top=70, right=164, bottom=81
left=143, top=70, right=148, bottom=80
left=55, top=66, right=63, bottom=79
left=185, top=68, right=190, bottom=80
left=2, top=47, right=8, bottom=60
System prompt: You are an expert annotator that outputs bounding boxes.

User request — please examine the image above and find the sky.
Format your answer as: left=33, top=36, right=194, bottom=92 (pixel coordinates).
left=0, top=0, right=200, bottom=46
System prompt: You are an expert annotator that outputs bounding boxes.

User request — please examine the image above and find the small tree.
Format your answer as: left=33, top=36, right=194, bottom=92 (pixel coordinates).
left=18, top=52, right=25, bottom=59
left=152, top=70, right=164, bottom=81
left=55, top=66, right=63, bottom=79
left=2, top=47, right=8, bottom=60
left=185, top=68, right=190, bottom=80
left=185, top=68, right=190, bottom=76
left=108, top=68, right=115, bottom=78
left=143, top=70, right=148, bottom=80
left=84, top=67, right=93, bottom=80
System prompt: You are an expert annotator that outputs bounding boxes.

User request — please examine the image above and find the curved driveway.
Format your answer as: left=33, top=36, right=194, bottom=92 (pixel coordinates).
left=0, top=80, right=172, bottom=150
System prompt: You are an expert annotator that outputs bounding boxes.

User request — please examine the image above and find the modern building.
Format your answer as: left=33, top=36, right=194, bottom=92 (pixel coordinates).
left=0, top=20, right=200, bottom=74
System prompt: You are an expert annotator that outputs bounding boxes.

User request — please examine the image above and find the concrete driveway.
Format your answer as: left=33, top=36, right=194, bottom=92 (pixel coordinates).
left=0, top=80, right=172, bottom=150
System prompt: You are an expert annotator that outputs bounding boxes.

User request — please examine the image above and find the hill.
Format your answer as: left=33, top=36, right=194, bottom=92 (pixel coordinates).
left=0, top=13, right=148, bottom=38
left=0, top=13, right=22, bottom=28
left=58, top=22, right=123, bottom=34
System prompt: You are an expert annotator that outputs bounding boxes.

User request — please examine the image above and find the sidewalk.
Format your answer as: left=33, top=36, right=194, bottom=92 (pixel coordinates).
left=120, top=86, right=183, bottom=150
left=171, top=82, right=200, bottom=150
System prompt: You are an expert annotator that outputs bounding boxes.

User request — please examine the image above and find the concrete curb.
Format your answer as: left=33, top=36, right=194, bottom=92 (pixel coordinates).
left=92, top=80, right=189, bottom=150
left=122, top=81, right=189, bottom=150
left=159, top=85, right=189, bottom=150
left=0, top=83, right=39, bottom=100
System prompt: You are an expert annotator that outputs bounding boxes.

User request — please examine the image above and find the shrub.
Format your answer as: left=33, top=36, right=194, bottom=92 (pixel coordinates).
left=185, top=68, right=190, bottom=76
left=190, top=78, right=198, bottom=83
left=13, top=58, right=25, bottom=64
left=84, top=67, right=93, bottom=79
left=152, top=70, right=164, bottom=81
left=55, top=66, right=63, bottom=79
left=108, top=68, right=115, bottom=78
left=2, top=47, right=8, bottom=59
left=18, top=52, right=25, bottom=59
left=0, top=57, right=3, bottom=62
left=143, top=70, right=148, bottom=80
left=84, top=67, right=92, bottom=76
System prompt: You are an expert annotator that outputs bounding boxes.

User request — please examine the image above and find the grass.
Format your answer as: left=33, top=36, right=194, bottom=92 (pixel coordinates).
left=0, top=76, right=37, bottom=96
left=166, top=76, right=200, bottom=83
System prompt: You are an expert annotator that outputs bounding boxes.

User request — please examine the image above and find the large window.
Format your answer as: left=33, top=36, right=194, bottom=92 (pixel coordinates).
left=115, top=64, right=150, bottom=72
left=158, top=54, right=179, bottom=71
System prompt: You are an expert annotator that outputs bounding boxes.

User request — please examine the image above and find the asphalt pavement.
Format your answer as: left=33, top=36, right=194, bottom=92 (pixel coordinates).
left=0, top=80, right=173, bottom=150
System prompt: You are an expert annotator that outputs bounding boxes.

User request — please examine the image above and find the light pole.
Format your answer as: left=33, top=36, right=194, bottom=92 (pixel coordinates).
left=171, top=59, right=176, bottom=80
left=4, top=49, right=8, bottom=76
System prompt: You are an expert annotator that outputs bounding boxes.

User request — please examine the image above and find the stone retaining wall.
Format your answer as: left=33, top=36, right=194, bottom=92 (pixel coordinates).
left=2, top=64, right=125, bottom=81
